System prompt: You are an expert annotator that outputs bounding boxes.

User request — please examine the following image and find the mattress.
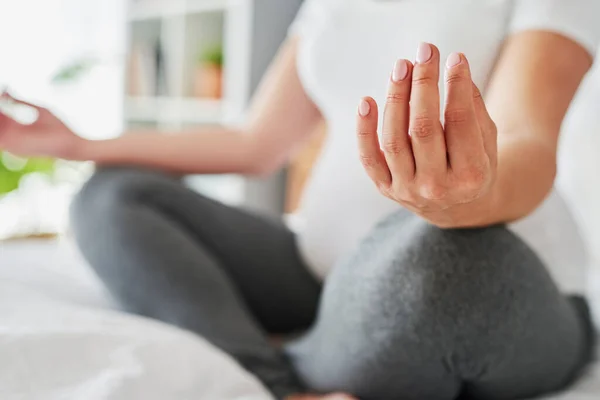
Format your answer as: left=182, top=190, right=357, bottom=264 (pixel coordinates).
left=0, top=239, right=599, bottom=400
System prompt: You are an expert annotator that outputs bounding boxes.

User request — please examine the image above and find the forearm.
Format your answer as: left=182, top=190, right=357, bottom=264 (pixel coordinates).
left=490, top=135, right=556, bottom=221
left=66, top=39, right=316, bottom=176
left=465, top=31, right=592, bottom=227
left=69, top=127, right=263, bottom=175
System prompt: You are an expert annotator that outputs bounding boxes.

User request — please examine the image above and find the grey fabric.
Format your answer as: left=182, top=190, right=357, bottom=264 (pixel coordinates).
left=287, top=212, right=595, bottom=400
left=70, top=166, right=318, bottom=397
left=71, top=167, right=594, bottom=400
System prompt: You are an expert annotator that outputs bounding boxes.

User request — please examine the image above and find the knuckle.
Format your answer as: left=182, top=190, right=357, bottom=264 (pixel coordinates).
left=382, top=137, right=409, bottom=156
left=419, top=179, right=448, bottom=201
left=356, top=130, right=375, bottom=138
left=393, top=185, right=418, bottom=204
left=409, top=115, right=437, bottom=140
left=458, top=163, right=488, bottom=190
left=360, top=155, right=381, bottom=169
left=488, top=120, right=498, bottom=136
left=403, top=190, right=421, bottom=205
left=412, top=75, right=436, bottom=87
left=444, top=108, right=471, bottom=125
left=376, top=181, right=393, bottom=197
left=445, top=71, right=468, bottom=85
left=386, top=92, right=409, bottom=104
left=472, top=84, right=483, bottom=100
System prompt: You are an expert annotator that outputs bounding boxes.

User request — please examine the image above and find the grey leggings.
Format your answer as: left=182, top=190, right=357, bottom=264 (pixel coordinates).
left=70, top=167, right=594, bottom=400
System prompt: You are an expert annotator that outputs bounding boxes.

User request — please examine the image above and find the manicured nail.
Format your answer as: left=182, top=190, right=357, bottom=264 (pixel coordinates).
left=446, top=52, right=462, bottom=68
left=416, top=42, right=433, bottom=64
left=358, top=99, right=371, bottom=117
left=392, top=59, right=409, bottom=82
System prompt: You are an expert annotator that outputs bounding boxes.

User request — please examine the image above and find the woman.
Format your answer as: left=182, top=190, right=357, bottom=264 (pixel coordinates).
left=0, top=0, right=598, bottom=399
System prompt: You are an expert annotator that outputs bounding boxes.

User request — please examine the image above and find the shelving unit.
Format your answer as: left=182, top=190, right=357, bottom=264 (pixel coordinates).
left=123, top=0, right=253, bottom=205
left=125, top=96, right=223, bottom=125
left=128, top=0, right=230, bottom=21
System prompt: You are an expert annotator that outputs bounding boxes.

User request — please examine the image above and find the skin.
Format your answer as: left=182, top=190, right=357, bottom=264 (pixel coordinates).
left=357, top=47, right=498, bottom=228
left=0, top=31, right=592, bottom=399
left=357, top=34, right=592, bottom=228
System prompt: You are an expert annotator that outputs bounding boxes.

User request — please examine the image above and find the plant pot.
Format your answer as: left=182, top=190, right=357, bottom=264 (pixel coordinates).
left=193, top=64, right=223, bottom=99
left=1, top=232, right=59, bottom=242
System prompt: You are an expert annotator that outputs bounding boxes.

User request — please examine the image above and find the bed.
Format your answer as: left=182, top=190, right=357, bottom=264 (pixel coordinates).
left=0, top=239, right=599, bottom=400
left=0, top=240, right=272, bottom=400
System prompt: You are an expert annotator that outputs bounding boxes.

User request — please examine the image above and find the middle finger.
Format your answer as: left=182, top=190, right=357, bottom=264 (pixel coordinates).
left=409, top=43, right=447, bottom=179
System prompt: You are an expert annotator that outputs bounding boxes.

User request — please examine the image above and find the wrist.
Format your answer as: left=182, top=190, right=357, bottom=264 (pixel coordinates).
left=423, top=186, right=500, bottom=229
left=65, top=136, right=96, bottom=161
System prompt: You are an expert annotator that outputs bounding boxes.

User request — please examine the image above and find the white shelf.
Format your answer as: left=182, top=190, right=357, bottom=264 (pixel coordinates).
left=125, top=96, right=224, bottom=125
left=128, top=0, right=229, bottom=21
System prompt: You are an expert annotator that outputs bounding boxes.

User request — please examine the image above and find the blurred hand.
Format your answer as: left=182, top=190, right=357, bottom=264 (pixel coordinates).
left=357, top=43, right=498, bottom=228
left=0, top=92, right=84, bottom=159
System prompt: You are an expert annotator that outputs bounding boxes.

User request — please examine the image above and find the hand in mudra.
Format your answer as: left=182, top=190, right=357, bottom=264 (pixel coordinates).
left=0, top=91, right=82, bottom=158
left=357, top=43, right=498, bottom=228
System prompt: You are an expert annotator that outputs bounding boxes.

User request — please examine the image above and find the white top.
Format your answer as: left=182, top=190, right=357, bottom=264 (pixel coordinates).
left=289, top=0, right=600, bottom=294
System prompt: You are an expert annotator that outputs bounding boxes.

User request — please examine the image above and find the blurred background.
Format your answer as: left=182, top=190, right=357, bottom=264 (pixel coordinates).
left=0, top=0, right=311, bottom=240
left=0, top=0, right=600, bottom=290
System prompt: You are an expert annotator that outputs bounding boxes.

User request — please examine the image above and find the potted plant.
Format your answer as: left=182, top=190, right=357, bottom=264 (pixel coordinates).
left=193, top=44, right=224, bottom=99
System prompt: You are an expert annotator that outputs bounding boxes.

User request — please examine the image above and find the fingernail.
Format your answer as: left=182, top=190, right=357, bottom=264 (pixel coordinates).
left=446, top=52, right=462, bottom=68
left=392, top=59, right=409, bottom=82
left=416, top=42, right=433, bottom=64
left=358, top=99, right=371, bottom=117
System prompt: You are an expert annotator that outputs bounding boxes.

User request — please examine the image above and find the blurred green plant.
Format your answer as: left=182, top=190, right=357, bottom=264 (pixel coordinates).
left=0, top=153, right=56, bottom=195
left=198, top=45, right=224, bottom=67
left=0, top=58, right=93, bottom=196
left=51, top=58, right=99, bottom=85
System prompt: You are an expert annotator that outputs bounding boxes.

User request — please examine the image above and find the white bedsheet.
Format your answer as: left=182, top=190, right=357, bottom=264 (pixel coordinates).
left=0, top=240, right=272, bottom=400
left=0, top=285, right=272, bottom=400
left=0, top=240, right=599, bottom=400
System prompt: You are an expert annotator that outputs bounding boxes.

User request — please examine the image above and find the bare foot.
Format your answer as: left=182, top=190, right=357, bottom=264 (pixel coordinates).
left=285, top=393, right=357, bottom=400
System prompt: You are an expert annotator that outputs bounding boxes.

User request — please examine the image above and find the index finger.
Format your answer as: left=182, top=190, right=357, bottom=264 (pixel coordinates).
left=382, top=59, right=416, bottom=182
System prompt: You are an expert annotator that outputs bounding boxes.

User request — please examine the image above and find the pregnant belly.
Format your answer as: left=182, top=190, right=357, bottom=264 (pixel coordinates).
left=292, top=146, right=400, bottom=279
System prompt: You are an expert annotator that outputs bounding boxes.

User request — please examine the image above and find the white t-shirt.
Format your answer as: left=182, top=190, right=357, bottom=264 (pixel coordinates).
left=289, top=0, right=600, bottom=294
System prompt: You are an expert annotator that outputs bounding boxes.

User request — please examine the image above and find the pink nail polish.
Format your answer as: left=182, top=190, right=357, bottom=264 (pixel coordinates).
left=392, top=59, right=409, bottom=82
left=358, top=99, right=371, bottom=117
left=416, top=42, right=433, bottom=64
left=446, top=53, right=462, bottom=68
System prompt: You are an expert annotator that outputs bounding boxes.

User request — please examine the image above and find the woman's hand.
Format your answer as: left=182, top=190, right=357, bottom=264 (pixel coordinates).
left=0, top=92, right=84, bottom=159
left=357, top=43, right=498, bottom=228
